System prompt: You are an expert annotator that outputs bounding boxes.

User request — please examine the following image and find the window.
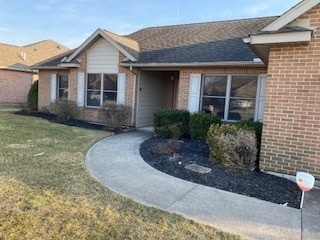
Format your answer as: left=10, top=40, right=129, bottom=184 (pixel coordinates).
left=201, top=75, right=258, bottom=121
left=86, top=73, right=118, bottom=107
left=57, top=74, right=69, bottom=101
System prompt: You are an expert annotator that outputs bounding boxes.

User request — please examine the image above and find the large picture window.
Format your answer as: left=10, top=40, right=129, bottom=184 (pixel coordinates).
left=202, top=75, right=258, bottom=121
left=57, top=74, right=69, bottom=101
left=86, top=73, right=118, bottom=107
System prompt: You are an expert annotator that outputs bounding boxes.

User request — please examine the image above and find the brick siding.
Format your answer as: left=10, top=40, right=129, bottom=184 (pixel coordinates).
left=0, top=69, right=33, bottom=103
left=260, top=5, right=320, bottom=179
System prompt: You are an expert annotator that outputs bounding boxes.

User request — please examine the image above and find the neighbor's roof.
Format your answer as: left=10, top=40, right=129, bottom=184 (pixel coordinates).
left=0, top=40, right=69, bottom=72
left=36, top=16, right=277, bottom=68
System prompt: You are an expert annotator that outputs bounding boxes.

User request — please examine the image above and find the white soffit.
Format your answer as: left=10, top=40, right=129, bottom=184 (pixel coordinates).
left=262, top=0, right=320, bottom=31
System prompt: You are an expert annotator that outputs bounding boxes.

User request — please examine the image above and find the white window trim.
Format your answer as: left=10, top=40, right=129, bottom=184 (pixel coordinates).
left=202, top=74, right=259, bottom=122
left=57, top=74, right=70, bottom=101
left=85, top=73, right=118, bottom=108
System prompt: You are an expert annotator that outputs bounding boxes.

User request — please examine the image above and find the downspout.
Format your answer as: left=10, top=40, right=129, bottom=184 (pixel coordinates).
left=129, top=66, right=136, bottom=126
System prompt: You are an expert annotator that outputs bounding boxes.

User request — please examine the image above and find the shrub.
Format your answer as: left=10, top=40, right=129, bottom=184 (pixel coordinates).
left=207, top=124, right=257, bottom=170
left=154, top=109, right=190, bottom=139
left=233, top=120, right=263, bottom=146
left=190, top=112, right=221, bottom=141
left=99, top=103, right=131, bottom=128
left=152, top=139, right=180, bottom=155
left=27, top=81, right=38, bottom=111
left=49, top=101, right=80, bottom=122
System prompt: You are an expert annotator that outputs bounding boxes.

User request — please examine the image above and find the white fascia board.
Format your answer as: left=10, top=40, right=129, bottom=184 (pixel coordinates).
left=262, top=0, right=320, bottom=31
left=58, top=63, right=81, bottom=68
left=249, top=31, right=312, bottom=45
left=119, top=61, right=266, bottom=68
left=66, top=29, right=137, bottom=63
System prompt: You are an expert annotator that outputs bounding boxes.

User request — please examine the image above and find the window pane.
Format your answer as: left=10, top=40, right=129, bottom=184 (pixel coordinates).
left=231, top=76, right=257, bottom=98
left=229, top=99, right=255, bottom=121
left=59, top=75, right=69, bottom=89
left=203, top=76, right=228, bottom=96
left=103, top=92, right=117, bottom=104
left=104, top=74, right=117, bottom=91
left=59, top=89, right=68, bottom=101
left=87, top=91, right=101, bottom=107
left=202, top=97, right=225, bottom=119
left=87, top=74, right=101, bottom=90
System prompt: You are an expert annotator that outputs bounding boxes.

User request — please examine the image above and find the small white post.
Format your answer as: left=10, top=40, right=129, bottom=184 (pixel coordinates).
left=300, top=191, right=305, bottom=209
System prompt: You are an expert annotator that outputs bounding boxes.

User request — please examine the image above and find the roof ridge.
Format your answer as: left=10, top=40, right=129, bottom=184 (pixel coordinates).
left=0, top=42, right=20, bottom=48
left=129, top=16, right=279, bottom=33
left=22, top=39, right=54, bottom=47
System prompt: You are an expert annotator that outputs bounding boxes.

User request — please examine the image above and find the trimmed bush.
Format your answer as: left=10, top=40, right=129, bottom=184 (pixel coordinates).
left=190, top=112, right=221, bottom=141
left=154, top=109, right=190, bottom=139
left=99, top=103, right=131, bottom=128
left=233, top=120, right=263, bottom=169
left=234, top=120, right=263, bottom=146
left=49, top=101, right=80, bottom=122
left=27, top=81, right=38, bottom=111
left=207, top=124, right=257, bottom=170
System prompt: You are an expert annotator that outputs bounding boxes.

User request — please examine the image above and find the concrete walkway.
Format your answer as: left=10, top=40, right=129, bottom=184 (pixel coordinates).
left=85, top=131, right=320, bottom=240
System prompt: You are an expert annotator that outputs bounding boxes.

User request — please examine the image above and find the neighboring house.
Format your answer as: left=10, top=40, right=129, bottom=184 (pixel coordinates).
left=0, top=40, right=69, bottom=103
left=34, top=0, right=320, bottom=180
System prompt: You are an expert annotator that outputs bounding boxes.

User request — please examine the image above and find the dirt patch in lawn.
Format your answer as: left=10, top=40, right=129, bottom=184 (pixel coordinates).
left=140, top=138, right=301, bottom=209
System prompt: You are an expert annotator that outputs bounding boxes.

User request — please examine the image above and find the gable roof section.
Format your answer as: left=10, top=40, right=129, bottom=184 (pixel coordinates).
left=0, top=40, right=69, bottom=72
left=65, top=29, right=139, bottom=62
left=262, top=0, right=320, bottom=31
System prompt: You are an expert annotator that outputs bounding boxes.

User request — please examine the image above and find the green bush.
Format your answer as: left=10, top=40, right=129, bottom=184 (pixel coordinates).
left=99, top=103, right=131, bottom=128
left=154, top=109, right=190, bottom=139
left=49, top=101, right=80, bottom=122
left=190, top=112, right=221, bottom=141
left=27, top=81, right=38, bottom=111
left=207, top=124, right=257, bottom=170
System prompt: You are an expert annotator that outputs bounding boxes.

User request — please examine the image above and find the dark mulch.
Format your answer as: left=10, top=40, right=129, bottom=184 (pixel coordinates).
left=14, top=111, right=132, bottom=133
left=140, top=138, right=301, bottom=209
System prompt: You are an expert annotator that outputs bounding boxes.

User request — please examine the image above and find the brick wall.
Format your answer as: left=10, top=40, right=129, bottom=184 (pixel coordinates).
left=38, top=51, right=136, bottom=124
left=260, top=5, right=320, bottom=179
left=38, top=69, right=70, bottom=109
left=177, top=67, right=267, bottom=109
left=0, top=69, right=33, bottom=103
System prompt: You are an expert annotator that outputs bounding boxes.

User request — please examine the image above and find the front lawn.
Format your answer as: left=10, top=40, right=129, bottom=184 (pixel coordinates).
left=0, top=106, right=243, bottom=240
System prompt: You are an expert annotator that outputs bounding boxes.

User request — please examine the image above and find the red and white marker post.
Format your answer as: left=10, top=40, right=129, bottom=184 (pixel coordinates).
left=296, top=172, right=315, bottom=209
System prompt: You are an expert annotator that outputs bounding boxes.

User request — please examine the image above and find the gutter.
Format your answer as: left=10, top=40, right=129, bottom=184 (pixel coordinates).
left=32, top=66, right=69, bottom=70
left=0, top=66, right=36, bottom=73
left=119, top=61, right=266, bottom=68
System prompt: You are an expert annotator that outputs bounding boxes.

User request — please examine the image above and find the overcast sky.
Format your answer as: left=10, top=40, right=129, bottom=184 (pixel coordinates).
left=0, top=0, right=301, bottom=49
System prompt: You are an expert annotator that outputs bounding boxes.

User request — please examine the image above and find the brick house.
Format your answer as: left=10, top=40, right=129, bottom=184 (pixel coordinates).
left=35, top=0, right=320, bottom=180
left=0, top=40, right=69, bottom=103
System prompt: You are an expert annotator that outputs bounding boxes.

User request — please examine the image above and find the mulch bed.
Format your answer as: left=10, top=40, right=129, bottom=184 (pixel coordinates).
left=14, top=111, right=132, bottom=133
left=140, top=138, right=301, bottom=209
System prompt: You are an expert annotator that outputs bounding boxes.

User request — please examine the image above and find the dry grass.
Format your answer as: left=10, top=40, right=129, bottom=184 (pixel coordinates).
left=0, top=106, right=244, bottom=240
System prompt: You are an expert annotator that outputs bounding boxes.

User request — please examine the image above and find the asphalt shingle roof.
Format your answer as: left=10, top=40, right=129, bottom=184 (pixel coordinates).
left=126, top=16, right=277, bottom=64
left=37, top=16, right=279, bottom=67
left=0, top=40, right=69, bottom=71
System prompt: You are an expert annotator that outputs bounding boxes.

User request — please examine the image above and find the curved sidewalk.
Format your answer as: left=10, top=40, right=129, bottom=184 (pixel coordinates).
left=85, top=131, right=311, bottom=240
